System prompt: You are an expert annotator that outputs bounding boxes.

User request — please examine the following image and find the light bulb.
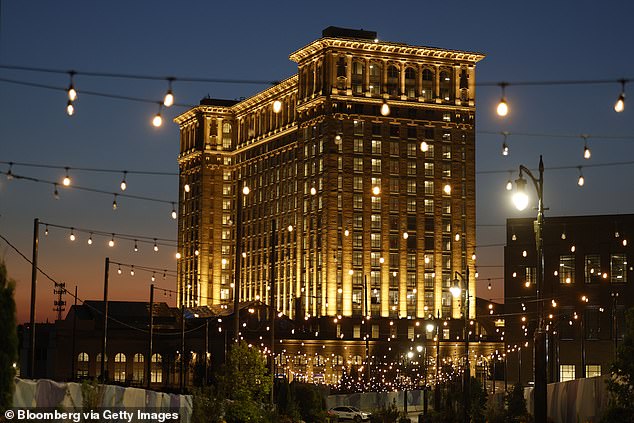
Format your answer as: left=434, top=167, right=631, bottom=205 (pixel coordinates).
left=614, top=93, right=625, bottom=112
left=66, top=101, right=75, bottom=116
left=154, top=240, right=159, bottom=252
left=310, top=187, right=317, bottom=195
left=163, top=90, right=174, bottom=107
left=344, top=229, right=349, bottom=237
left=120, top=172, right=127, bottom=191
left=583, top=145, right=591, bottom=160
left=403, top=232, right=409, bottom=239
left=109, top=237, right=115, bottom=247
left=69, top=229, right=76, bottom=241
left=242, top=186, right=250, bottom=195
left=506, top=180, right=513, bottom=191
left=273, top=100, right=282, bottom=114
left=171, top=204, right=177, bottom=219
left=68, top=86, right=77, bottom=102
left=130, top=267, right=135, bottom=276
left=184, top=184, right=190, bottom=193
left=578, top=167, right=585, bottom=187
left=88, top=234, right=93, bottom=245
left=112, top=195, right=118, bottom=210
left=151, top=273, right=156, bottom=282
left=487, top=283, right=492, bottom=291
left=512, top=192, right=529, bottom=211
left=134, top=240, right=139, bottom=252
left=372, top=186, right=381, bottom=196
left=117, top=267, right=122, bottom=275
left=443, top=184, right=451, bottom=194
left=496, top=98, right=508, bottom=117
left=194, top=249, right=199, bottom=256
left=380, top=100, right=390, bottom=116
left=420, top=141, right=428, bottom=152
left=152, top=113, right=163, bottom=127
left=53, top=185, right=60, bottom=199
left=175, top=252, right=181, bottom=259
left=63, top=168, right=71, bottom=186
left=502, top=142, right=509, bottom=156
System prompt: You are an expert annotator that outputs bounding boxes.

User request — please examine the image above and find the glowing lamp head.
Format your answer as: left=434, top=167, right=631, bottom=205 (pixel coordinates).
left=583, top=145, right=591, bottom=159
left=68, top=86, right=77, bottom=102
left=287, top=225, right=293, bottom=232
left=443, top=184, right=451, bottom=195
left=372, top=186, right=381, bottom=196
left=108, top=238, right=115, bottom=247
left=242, top=185, right=250, bottom=195
left=310, top=187, right=317, bottom=195
left=496, top=98, right=508, bottom=117
left=426, top=323, right=435, bottom=333
left=163, top=90, right=174, bottom=107
left=175, top=252, right=181, bottom=259
left=420, top=141, right=429, bottom=152
left=62, top=175, right=71, bottom=187
left=403, top=232, right=409, bottom=239
left=171, top=210, right=177, bottom=220
left=66, top=100, right=75, bottom=116
left=578, top=175, right=585, bottom=186
left=512, top=176, right=529, bottom=211
left=120, top=180, right=127, bottom=191
left=450, top=284, right=461, bottom=298
left=152, top=113, right=163, bottom=127
left=272, top=100, right=282, bottom=114
left=502, top=142, right=509, bottom=156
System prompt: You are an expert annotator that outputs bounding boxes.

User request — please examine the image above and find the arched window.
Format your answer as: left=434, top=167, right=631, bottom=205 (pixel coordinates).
left=336, top=56, right=347, bottom=90
left=133, top=353, right=144, bottom=384
left=76, top=352, right=89, bottom=378
left=151, top=353, right=162, bottom=383
left=369, top=62, right=382, bottom=96
left=404, top=67, right=417, bottom=98
left=422, top=68, right=434, bottom=100
left=114, top=353, right=126, bottom=382
left=386, top=65, right=399, bottom=97
left=351, top=355, right=363, bottom=366
left=440, top=70, right=453, bottom=102
left=333, top=355, right=345, bottom=367
left=351, top=61, right=365, bottom=94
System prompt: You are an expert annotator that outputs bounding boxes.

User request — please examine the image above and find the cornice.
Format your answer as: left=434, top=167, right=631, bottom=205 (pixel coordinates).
left=290, top=38, right=485, bottom=64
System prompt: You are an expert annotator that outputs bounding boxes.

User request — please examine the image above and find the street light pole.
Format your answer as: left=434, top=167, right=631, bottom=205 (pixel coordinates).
left=513, top=155, right=546, bottom=422
left=434, top=310, right=441, bottom=412
left=29, top=218, right=39, bottom=378
left=452, top=268, right=470, bottom=423
left=233, top=181, right=249, bottom=342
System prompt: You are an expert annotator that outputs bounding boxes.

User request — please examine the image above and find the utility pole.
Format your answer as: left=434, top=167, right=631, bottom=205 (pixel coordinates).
left=29, top=218, right=39, bottom=378
left=101, top=257, right=110, bottom=381
left=147, top=284, right=154, bottom=389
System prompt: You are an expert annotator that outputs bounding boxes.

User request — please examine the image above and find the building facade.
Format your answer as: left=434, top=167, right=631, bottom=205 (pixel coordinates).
left=504, top=214, right=634, bottom=385
left=175, top=27, right=484, bottom=321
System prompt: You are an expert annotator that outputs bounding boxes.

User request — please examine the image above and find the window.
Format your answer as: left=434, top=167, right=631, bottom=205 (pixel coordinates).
left=372, top=325, right=379, bottom=339
left=354, top=138, right=364, bottom=153
left=76, top=352, right=89, bottom=378
left=407, top=180, right=416, bottom=194
left=353, top=157, right=363, bottom=172
left=353, top=232, right=363, bottom=248
left=407, top=161, right=417, bottom=176
left=371, top=159, right=381, bottom=173
left=585, top=254, right=601, bottom=283
left=151, top=354, right=162, bottom=383
left=351, top=61, right=364, bottom=94
left=559, top=255, right=575, bottom=284
left=371, top=196, right=381, bottom=211
left=405, top=68, right=416, bottom=98
left=525, top=267, right=536, bottom=285
left=353, top=176, right=363, bottom=191
left=586, top=364, right=601, bottom=378
left=353, top=251, right=363, bottom=267
left=407, top=198, right=416, bottom=212
left=371, top=140, right=382, bottom=154
left=421, top=69, right=433, bottom=100
left=387, top=65, right=399, bottom=96
left=354, top=120, right=364, bottom=135
left=133, top=353, right=144, bottom=384
left=371, top=233, right=381, bottom=248
left=440, top=71, right=452, bottom=101
left=353, top=325, right=361, bottom=338
left=425, top=163, right=434, bottom=177
left=114, top=353, right=126, bottom=382
left=611, top=254, right=627, bottom=283
left=369, top=63, right=382, bottom=95
left=371, top=214, right=381, bottom=230
left=222, top=122, right=232, bottom=149
left=353, top=194, right=363, bottom=209
left=424, top=199, right=433, bottom=214
left=585, top=309, right=599, bottom=340
left=424, top=181, right=434, bottom=195
left=560, top=364, right=575, bottom=382
left=371, top=252, right=381, bottom=267
left=442, top=145, right=451, bottom=159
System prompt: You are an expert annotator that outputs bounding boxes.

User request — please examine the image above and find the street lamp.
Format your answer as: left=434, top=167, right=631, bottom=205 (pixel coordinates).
left=452, top=269, right=470, bottom=423
left=512, top=155, right=546, bottom=422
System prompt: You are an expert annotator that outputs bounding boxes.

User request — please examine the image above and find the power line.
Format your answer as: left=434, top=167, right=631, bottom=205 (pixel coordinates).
left=1, top=160, right=178, bottom=177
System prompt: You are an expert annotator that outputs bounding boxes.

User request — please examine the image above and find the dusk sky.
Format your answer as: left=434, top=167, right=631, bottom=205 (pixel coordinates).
left=1, top=1, right=633, bottom=323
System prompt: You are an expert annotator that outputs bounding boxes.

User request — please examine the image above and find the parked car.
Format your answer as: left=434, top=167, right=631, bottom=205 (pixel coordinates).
left=328, top=406, right=371, bottom=421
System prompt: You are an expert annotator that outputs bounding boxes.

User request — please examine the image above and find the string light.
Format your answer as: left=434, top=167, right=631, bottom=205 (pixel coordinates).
left=151, top=272, right=156, bottom=282
left=163, top=78, right=174, bottom=107
left=130, top=266, right=135, bottom=276
left=496, top=83, right=509, bottom=117
left=577, top=167, right=585, bottom=186
left=134, top=240, right=139, bottom=252
left=152, top=104, right=163, bottom=127
left=153, top=239, right=159, bottom=252
left=117, top=266, right=122, bottom=275
left=53, top=183, right=60, bottom=199
left=112, top=194, right=118, bottom=210
left=88, top=233, right=93, bottom=245
left=66, top=100, right=75, bottom=116
left=120, top=171, right=127, bottom=191
left=62, top=167, right=71, bottom=186
left=45, top=225, right=49, bottom=236
left=501, top=132, right=509, bottom=156
left=581, top=135, right=591, bottom=160
left=380, top=99, right=390, bottom=116
left=69, top=228, right=76, bottom=241
left=175, top=252, right=181, bottom=259
left=171, top=203, right=177, bottom=219
left=614, top=79, right=626, bottom=112
left=109, top=234, right=115, bottom=247
left=273, top=100, right=282, bottom=114
left=67, top=71, right=77, bottom=101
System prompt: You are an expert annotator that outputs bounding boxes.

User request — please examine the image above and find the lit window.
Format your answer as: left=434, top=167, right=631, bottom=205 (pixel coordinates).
left=611, top=254, right=627, bottom=283
left=586, top=364, right=601, bottom=378
left=371, top=159, right=382, bottom=173
left=371, top=140, right=382, bottom=154
left=560, top=364, right=575, bottom=382
left=114, top=353, right=126, bottom=382
left=559, top=255, right=575, bottom=284
left=151, top=354, right=162, bottom=383
left=76, top=352, right=89, bottom=379
left=133, top=353, right=144, bottom=384
left=354, top=138, right=364, bottom=153
left=585, top=254, right=601, bottom=284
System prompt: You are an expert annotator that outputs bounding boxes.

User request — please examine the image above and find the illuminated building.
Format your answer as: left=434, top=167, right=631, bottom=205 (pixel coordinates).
left=175, top=27, right=484, bottom=321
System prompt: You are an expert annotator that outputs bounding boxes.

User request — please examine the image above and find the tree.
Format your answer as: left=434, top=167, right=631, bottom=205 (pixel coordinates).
left=218, top=341, right=272, bottom=422
left=603, top=308, right=634, bottom=422
left=0, top=261, right=18, bottom=413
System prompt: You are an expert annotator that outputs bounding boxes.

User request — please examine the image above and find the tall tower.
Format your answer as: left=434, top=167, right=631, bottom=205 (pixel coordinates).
left=175, top=27, right=484, bottom=320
